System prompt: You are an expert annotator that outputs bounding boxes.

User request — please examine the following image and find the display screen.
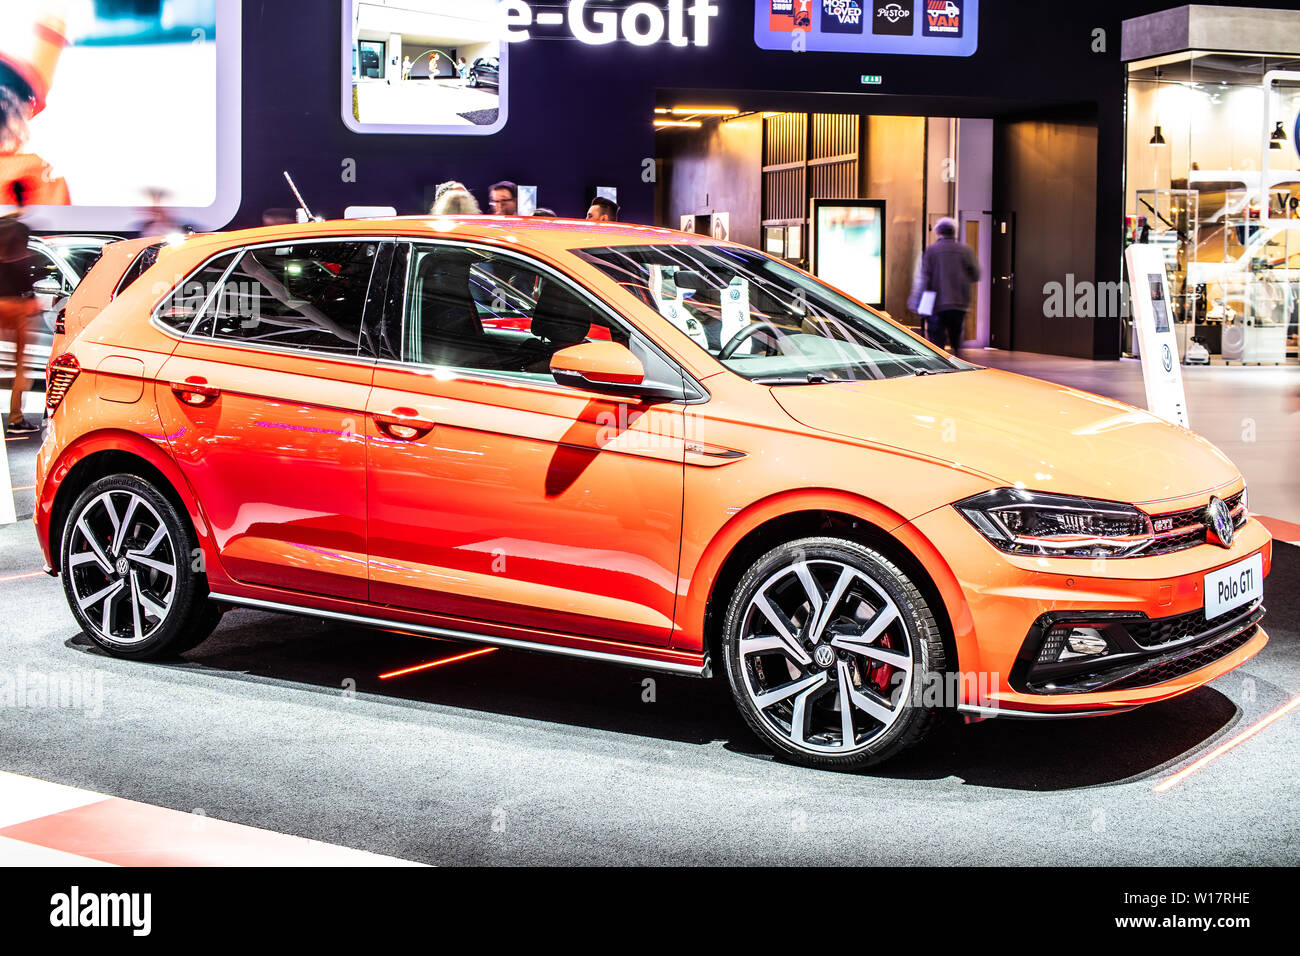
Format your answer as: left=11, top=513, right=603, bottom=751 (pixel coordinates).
left=1149, top=274, right=1170, bottom=332
left=755, top=0, right=978, bottom=56
left=343, top=0, right=506, bottom=136
left=1, top=0, right=240, bottom=232
left=812, top=200, right=884, bottom=307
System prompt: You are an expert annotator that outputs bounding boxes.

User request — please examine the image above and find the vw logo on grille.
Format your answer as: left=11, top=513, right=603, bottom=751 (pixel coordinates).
left=1205, top=496, right=1234, bottom=549
left=814, top=644, right=836, bottom=668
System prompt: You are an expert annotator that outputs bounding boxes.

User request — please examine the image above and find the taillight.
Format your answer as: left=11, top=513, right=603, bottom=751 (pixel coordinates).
left=46, top=353, right=80, bottom=413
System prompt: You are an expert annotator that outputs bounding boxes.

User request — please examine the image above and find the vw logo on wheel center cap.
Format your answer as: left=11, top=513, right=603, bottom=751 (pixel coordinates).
left=814, top=644, right=836, bottom=668
left=115, top=557, right=131, bottom=576
left=1205, top=496, right=1234, bottom=549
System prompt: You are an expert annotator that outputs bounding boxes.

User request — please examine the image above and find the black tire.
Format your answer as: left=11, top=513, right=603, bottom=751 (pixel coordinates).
left=60, top=474, right=222, bottom=660
left=721, top=537, right=946, bottom=770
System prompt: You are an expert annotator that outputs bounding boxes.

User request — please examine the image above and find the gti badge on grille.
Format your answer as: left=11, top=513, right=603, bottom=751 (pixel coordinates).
left=1205, top=496, right=1234, bottom=549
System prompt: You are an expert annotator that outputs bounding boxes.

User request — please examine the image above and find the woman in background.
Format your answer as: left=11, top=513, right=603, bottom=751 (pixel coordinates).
left=430, top=181, right=481, bottom=216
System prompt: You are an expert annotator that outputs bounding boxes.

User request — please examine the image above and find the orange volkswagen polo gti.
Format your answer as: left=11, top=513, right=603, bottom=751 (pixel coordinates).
left=34, top=218, right=1270, bottom=769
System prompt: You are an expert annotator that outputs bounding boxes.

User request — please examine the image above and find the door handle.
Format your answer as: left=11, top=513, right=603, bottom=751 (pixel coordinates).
left=170, top=376, right=220, bottom=407
left=373, top=408, right=435, bottom=441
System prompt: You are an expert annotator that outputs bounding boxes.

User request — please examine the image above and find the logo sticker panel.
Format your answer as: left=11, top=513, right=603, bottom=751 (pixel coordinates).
left=922, top=0, right=962, bottom=37
left=873, top=2, right=914, bottom=35
left=822, top=0, right=865, bottom=33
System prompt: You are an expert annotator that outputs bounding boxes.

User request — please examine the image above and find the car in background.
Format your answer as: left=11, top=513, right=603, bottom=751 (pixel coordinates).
left=467, top=57, right=499, bottom=90
left=34, top=218, right=1271, bottom=770
left=0, top=235, right=120, bottom=377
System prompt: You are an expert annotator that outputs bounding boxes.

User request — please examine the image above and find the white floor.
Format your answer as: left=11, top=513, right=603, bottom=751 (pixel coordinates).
left=353, top=78, right=499, bottom=127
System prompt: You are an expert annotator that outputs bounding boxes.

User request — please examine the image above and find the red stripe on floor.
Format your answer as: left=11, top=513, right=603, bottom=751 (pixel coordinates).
left=0, top=798, right=416, bottom=867
left=1257, top=515, right=1300, bottom=544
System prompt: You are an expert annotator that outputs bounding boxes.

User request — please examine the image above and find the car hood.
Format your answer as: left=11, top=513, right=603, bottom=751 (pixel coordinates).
left=770, top=368, right=1239, bottom=504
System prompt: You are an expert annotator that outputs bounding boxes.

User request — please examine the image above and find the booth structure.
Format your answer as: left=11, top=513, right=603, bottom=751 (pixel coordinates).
left=1122, top=5, right=1300, bottom=364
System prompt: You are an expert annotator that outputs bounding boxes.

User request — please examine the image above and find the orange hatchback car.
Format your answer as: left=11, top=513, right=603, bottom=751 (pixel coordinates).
left=34, top=219, right=1271, bottom=769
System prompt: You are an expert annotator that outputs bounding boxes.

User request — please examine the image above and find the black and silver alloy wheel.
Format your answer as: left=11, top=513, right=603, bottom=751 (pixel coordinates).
left=67, top=489, right=177, bottom=645
left=723, top=537, right=946, bottom=770
left=61, top=475, right=222, bottom=659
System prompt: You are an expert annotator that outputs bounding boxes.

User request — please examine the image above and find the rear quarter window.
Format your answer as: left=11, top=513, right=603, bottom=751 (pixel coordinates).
left=153, top=253, right=238, bottom=335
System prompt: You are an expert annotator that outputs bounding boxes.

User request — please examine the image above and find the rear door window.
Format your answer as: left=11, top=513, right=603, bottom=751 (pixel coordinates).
left=194, top=240, right=380, bottom=357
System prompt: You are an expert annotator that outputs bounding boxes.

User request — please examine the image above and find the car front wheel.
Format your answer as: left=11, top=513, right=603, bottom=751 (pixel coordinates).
left=722, top=537, right=946, bottom=770
left=60, top=474, right=221, bottom=659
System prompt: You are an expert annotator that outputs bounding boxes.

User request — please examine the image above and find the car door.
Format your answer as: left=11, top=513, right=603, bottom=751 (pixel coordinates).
left=364, top=241, right=688, bottom=647
left=27, top=244, right=70, bottom=355
left=155, top=239, right=388, bottom=600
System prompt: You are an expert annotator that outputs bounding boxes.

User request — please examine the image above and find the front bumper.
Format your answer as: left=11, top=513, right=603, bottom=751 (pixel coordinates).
left=909, top=504, right=1272, bottom=715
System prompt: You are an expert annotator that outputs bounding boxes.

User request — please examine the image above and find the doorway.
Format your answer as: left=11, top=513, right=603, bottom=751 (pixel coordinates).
left=989, top=211, right=1016, bottom=349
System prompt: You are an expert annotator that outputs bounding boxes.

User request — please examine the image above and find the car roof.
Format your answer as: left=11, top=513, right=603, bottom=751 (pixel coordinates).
left=161, top=216, right=725, bottom=258
left=33, top=234, right=124, bottom=244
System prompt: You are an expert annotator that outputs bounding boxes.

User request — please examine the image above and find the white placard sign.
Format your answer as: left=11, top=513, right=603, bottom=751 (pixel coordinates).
left=0, top=423, right=15, bottom=526
left=720, top=276, right=752, bottom=355
left=1125, top=244, right=1189, bottom=428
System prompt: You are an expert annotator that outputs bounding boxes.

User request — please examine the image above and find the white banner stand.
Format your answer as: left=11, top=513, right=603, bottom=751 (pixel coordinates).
left=1125, top=243, right=1190, bottom=429
left=0, top=422, right=15, bottom=525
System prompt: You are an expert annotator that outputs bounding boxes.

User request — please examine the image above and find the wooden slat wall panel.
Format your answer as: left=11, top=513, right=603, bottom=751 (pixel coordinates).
left=764, top=167, right=806, bottom=222
left=764, top=112, right=807, bottom=167
left=811, top=113, right=858, bottom=160
left=810, top=161, right=857, bottom=200
left=763, top=113, right=860, bottom=259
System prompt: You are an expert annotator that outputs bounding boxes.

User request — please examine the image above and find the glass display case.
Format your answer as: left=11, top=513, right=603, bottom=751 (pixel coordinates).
left=1125, top=52, right=1300, bottom=364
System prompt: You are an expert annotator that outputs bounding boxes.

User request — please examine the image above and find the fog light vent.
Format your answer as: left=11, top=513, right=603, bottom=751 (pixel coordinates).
left=1039, top=625, right=1112, bottom=663
left=1061, top=628, right=1110, bottom=660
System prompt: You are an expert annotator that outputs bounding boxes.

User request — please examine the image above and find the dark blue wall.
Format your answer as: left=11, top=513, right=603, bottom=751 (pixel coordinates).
left=237, top=0, right=1266, bottom=356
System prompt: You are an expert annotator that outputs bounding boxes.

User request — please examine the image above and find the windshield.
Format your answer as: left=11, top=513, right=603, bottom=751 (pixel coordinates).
left=576, top=243, right=965, bottom=383
left=49, top=243, right=106, bottom=279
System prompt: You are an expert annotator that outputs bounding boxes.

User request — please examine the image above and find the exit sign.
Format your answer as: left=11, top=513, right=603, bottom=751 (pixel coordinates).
left=860, top=74, right=883, bottom=85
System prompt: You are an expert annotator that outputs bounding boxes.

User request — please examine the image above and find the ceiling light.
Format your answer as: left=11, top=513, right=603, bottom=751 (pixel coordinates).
left=655, top=119, right=702, bottom=128
left=670, top=106, right=743, bottom=115
left=1149, top=125, right=1167, bottom=146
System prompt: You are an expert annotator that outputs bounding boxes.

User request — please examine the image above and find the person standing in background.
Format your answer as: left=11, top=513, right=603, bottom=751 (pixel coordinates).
left=488, top=181, right=518, bottom=216
left=909, top=217, right=979, bottom=358
left=587, top=197, right=619, bottom=222
left=0, top=181, right=40, bottom=433
left=431, top=181, right=480, bottom=215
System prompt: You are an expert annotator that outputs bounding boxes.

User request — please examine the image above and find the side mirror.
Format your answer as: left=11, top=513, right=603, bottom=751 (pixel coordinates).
left=550, top=341, right=683, bottom=402
left=33, top=277, right=62, bottom=296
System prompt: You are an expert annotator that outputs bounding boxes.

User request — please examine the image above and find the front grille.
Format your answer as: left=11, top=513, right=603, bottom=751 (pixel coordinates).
left=1105, top=627, right=1259, bottom=690
left=1143, top=490, right=1246, bottom=556
left=1126, top=602, right=1258, bottom=648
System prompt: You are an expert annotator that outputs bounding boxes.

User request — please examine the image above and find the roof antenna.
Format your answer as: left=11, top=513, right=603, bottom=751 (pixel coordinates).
left=283, top=170, right=319, bottom=222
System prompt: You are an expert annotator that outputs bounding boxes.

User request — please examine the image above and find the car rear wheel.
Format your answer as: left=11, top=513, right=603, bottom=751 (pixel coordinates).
left=60, top=474, right=222, bottom=660
left=722, top=537, right=946, bottom=770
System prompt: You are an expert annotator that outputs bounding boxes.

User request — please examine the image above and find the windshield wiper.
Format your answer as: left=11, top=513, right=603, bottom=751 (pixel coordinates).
left=752, top=372, right=841, bottom=386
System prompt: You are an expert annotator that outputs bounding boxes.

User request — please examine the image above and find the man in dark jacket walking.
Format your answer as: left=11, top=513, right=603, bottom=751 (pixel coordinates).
left=909, top=217, right=980, bottom=357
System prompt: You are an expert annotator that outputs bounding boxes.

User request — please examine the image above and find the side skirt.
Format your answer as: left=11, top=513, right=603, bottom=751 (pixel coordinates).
left=209, top=591, right=712, bottom=678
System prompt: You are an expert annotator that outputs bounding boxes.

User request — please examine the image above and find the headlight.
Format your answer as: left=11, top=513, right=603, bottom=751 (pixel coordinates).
left=955, top=489, right=1154, bottom=558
